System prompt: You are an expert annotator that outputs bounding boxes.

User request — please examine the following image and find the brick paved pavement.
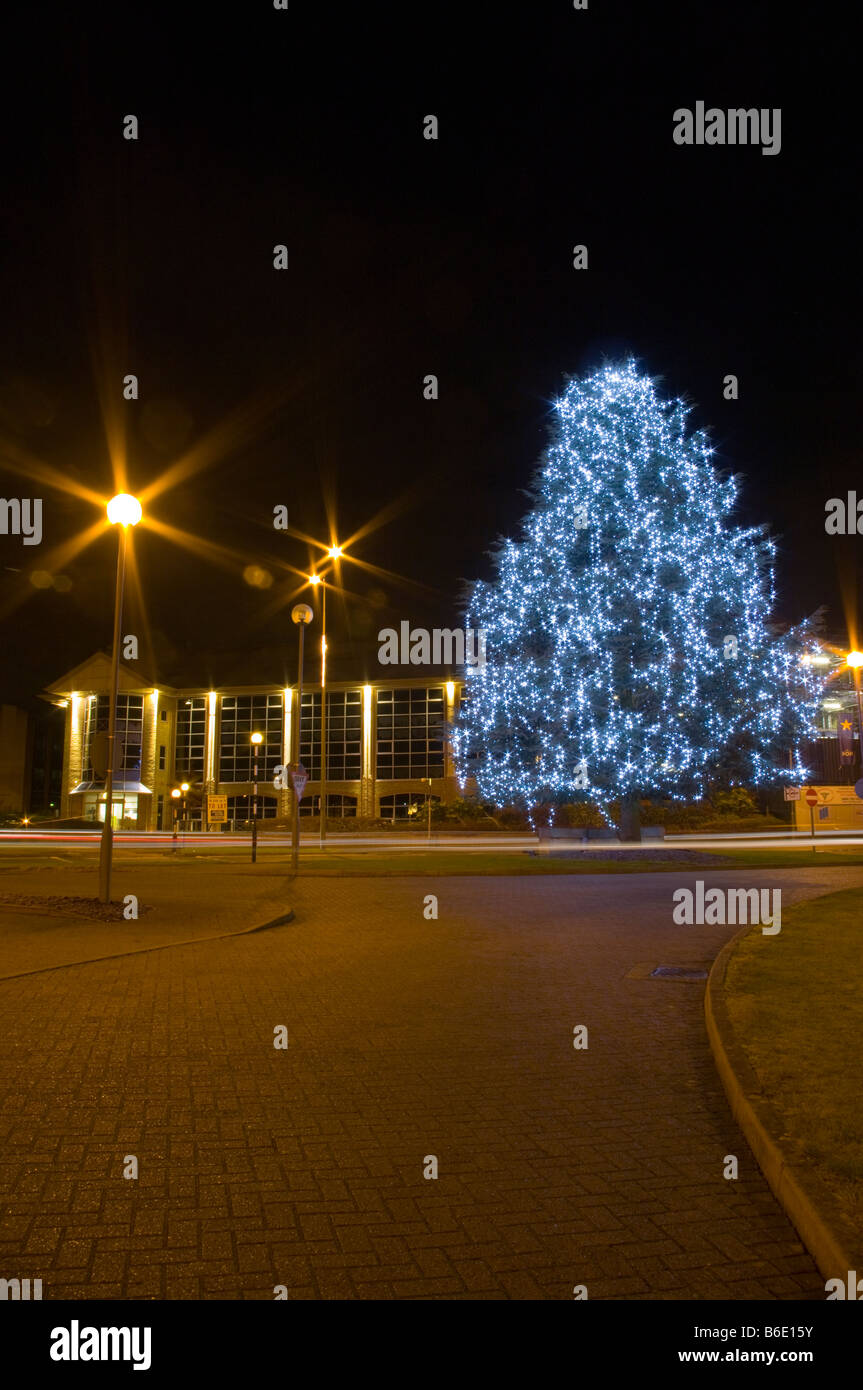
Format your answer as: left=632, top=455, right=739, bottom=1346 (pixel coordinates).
left=0, top=860, right=293, bottom=977
left=1, top=866, right=858, bottom=1300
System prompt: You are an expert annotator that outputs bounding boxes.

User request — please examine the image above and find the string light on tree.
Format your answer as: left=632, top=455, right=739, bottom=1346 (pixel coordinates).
left=452, top=360, right=825, bottom=837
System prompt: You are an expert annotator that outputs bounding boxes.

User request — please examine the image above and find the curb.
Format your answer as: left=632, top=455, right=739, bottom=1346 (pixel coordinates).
left=704, top=925, right=855, bottom=1284
left=0, top=906, right=295, bottom=982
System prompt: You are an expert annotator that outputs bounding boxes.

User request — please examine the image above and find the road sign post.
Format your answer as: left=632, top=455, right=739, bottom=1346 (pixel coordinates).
left=287, top=761, right=308, bottom=875
left=804, top=786, right=818, bottom=842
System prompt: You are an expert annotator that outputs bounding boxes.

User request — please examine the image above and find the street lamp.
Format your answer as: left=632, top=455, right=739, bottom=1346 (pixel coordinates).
left=170, top=787, right=181, bottom=850
left=846, top=653, right=863, bottom=771
left=309, top=545, right=345, bottom=846
left=98, top=493, right=143, bottom=903
left=308, top=571, right=330, bottom=844
left=291, top=603, right=314, bottom=874
left=250, top=731, right=263, bottom=862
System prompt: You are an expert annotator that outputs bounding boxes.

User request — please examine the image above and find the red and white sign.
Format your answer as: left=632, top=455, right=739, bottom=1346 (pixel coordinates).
left=290, top=763, right=308, bottom=800
left=783, top=786, right=800, bottom=802
left=804, top=787, right=819, bottom=807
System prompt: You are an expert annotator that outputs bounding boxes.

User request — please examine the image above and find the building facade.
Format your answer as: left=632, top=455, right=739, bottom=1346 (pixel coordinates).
left=43, top=653, right=467, bottom=829
left=0, top=704, right=31, bottom=815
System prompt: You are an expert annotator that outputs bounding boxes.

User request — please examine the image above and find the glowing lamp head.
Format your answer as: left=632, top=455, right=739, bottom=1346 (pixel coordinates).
left=292, top=603, right=314, bottom=625
left=170, top=788, right=181, bottom=800
left=107, top=493, right=143, bottom=526
left=308, top=573, right=321, bottom=586
left=180, top=782, right=190, bottom=792
left=847, top=652, right=863, bottom=668
left=327, top=545, right=344, bottom=559
left=251, top=732, right=263, bottom=745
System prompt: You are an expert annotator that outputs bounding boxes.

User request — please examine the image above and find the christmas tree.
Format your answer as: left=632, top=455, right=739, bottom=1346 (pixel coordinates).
left=453, top=361, right=824, bottom=836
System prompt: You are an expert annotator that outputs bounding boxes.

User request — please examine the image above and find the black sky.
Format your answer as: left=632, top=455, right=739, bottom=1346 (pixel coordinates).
left=1, top=2, right=860, bottom=706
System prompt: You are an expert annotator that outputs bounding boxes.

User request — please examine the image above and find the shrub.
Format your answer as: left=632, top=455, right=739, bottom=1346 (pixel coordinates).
left=708, top=787, right=759, bottom=818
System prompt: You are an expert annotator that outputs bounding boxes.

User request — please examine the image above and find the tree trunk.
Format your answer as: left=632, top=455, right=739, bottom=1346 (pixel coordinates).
left=619, top=792, right=642, bottom=842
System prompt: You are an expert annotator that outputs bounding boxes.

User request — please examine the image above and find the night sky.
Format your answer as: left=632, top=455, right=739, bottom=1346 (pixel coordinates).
left=1, top=3, right=859, bottom=708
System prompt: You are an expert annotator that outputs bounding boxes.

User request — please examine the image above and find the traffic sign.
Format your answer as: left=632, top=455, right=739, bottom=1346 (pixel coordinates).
left=783, top=786, right=800, bottom=802
left=804, top=787, right=818, bottom=807
left=207, top=794, right=228, bottom=823
left=290, top=762, right=308, bottom=800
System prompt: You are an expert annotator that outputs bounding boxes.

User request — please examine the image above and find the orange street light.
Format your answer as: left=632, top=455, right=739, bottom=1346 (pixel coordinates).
left=99, top=494, right=143, bottom=904
left=845, top=654, right=863, bottom=771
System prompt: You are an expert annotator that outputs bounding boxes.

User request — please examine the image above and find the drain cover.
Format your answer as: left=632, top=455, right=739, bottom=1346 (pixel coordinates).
left=651, top=965, right=708, bottom=981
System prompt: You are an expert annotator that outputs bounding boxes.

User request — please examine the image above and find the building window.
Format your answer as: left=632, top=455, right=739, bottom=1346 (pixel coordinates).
left=176, top=697, right=206, bottom=778
left=156, top=794, right=164, bottom=829
left=158, top=745, right=166, bottom=771
left=299, top=692, right=321, bottom=780
left=226, top=794, right=278, bottom=822
left=160, top=708, right=168, bottom=721
left=324, top=690, right=362, bottom=779
left=376, top=687, right=444, bottom=779
left=218, top=694, right=283, bottom=782
left=379, top=792, right=433, bottom=821
left=82, top=694, right=144, bottom=779
left=300, top=793, right=357, bottom=818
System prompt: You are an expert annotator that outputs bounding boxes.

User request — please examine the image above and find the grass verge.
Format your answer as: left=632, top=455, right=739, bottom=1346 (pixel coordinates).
left=724, top=885, right=863, bottom=1248
left=191, top=847, right=863, bottom=875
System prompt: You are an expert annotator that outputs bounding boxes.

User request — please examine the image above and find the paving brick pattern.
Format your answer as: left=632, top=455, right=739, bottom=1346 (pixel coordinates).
left=0, top=867, right=857, bottom=1300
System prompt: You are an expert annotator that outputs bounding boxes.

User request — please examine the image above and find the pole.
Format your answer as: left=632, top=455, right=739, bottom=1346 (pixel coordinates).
left=853, top=668, right=863, bottom=779
left=172, top=807, right=178, bottom=851
left=98, top=525, right=128, bottom=903
left=252, top=746, right=258, bottom=863
left=291, top=622, right=306, bottom=876
left=427, top=777, right=432, bottom=840
left=320, top=582, right=327, bottom=845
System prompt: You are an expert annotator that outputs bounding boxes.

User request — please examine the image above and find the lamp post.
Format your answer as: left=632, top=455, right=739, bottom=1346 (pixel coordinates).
left=291, top=603, right=314, bottom=875
left=846, top=652, right=863, bottom=773
left=170, top=787, right=181, bottom=851
left=98, top=492, right=143, bottom=904
left=250, top=731, right=263, bottom=862
left=180, top=783, right=189, bottom=831
left=309, top=545, right=343, bottom=846
left=321, top=547, right=342, bottom=843
left=309, top=574, right=325, bottom=837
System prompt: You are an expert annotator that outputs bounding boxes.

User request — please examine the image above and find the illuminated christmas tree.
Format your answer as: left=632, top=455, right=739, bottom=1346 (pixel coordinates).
left=453, top=361, right=824, bottom=836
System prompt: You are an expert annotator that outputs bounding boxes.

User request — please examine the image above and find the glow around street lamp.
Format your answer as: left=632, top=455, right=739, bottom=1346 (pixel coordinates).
left=846, top=651, right=863, bottom=668
left=251, top=732, right=263, bottom=745
left=107, top=493, right=143, bottom=526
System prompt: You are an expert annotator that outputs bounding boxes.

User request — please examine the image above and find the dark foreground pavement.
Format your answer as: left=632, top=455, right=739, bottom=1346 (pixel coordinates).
left=1, top=867, right=859, bottom=1300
